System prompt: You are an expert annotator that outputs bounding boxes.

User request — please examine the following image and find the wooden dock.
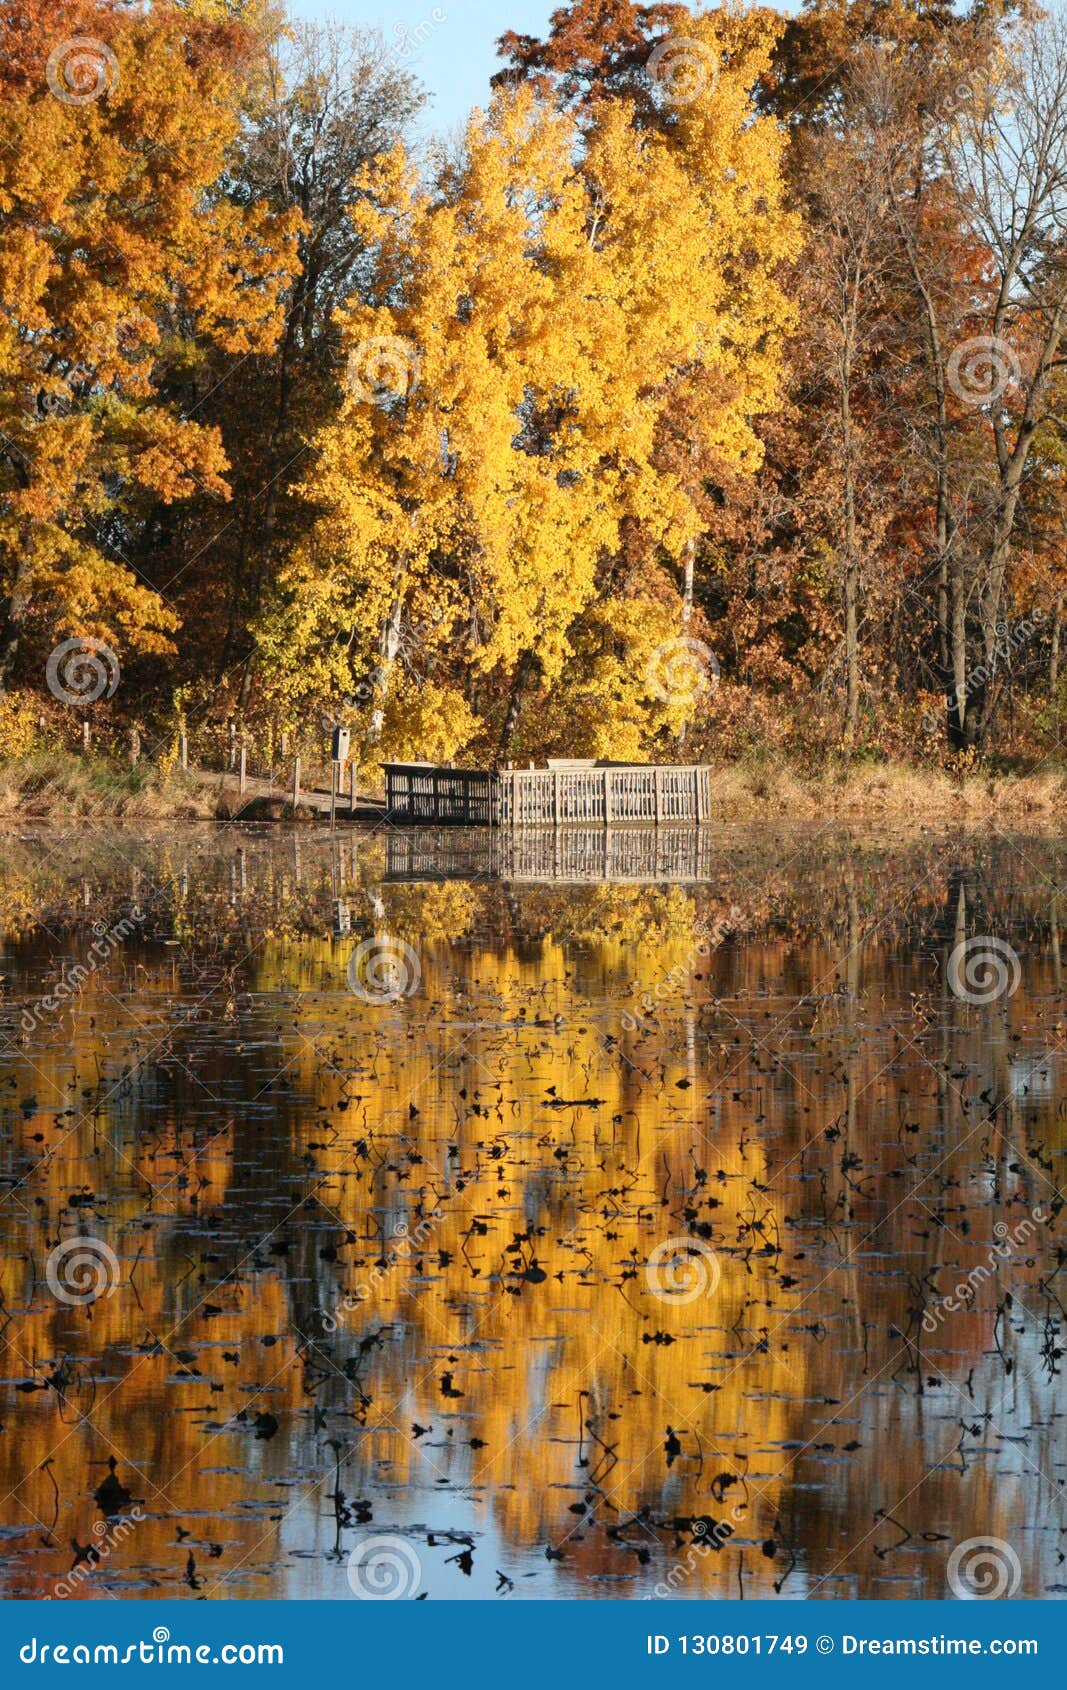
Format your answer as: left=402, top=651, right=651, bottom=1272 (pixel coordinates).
left=384, top=761, right=712, bottom=828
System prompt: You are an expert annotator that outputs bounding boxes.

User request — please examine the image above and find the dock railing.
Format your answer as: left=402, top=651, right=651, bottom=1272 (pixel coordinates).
left=383, top=764, right=498, bottom=825
left=384, top=763, right=711, bottom=828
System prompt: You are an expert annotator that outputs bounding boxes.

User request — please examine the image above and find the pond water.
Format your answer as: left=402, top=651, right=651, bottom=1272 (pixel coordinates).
left=0, top=823, right=1065, bottom=1602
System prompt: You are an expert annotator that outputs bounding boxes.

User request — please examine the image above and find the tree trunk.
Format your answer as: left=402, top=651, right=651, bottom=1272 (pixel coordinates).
left=840, top=383, right=861, bottom=742
left=366, top=588, right=404, bottom=749
left=844, top=545, right=859, bottom=741
left=678, top=539, right=696, bottom=747
left=499, top=650, right=538, bottom=761
left=948, top=558, right=969, bottom=750
left=975, top=480, right=1028, bottom=745
left=0, top=551, right=32, bottom=693
left=889, top=174, right=954, bottom=683
left=681, top=538, right=695, bottom=625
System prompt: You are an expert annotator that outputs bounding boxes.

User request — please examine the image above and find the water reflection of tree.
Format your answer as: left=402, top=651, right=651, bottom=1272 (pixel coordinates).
left=1, top=832, right=1066, bottom=1598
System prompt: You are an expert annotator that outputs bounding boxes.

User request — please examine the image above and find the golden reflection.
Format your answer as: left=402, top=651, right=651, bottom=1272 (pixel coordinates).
left=0, top=830, right=1064, bottom=1599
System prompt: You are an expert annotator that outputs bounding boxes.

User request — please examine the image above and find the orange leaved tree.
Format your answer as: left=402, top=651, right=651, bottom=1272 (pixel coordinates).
left=0, top=0, right=298, bottom=696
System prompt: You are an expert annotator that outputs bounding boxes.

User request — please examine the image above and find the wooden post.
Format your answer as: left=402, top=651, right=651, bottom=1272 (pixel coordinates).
left=81, top=719, right=90, bottom=755
left=238, top=745, right=247, bottom=795
left=179, top=732, right=188, bottom=772
left=553, top=769, right=561, bottom=828
left=349, top=761, right=357, bottom=817
left=654, top=767, right=663, bottom=826
left=128, top=727, right=140, bottom=767
left=694, top=766, right=705, bottom=825
left=291, top=755, right=301, bottom=811
left=228, top=719, right=237, bottom=771
left=602, top=766, right=612, bottom=827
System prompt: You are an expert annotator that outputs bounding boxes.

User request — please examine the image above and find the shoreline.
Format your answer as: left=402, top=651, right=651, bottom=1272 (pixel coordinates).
left=1, top=752, right=1066, bottom=829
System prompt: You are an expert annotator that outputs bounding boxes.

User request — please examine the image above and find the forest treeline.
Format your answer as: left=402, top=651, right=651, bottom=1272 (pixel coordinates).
left=3, top=0, right=1067, bottom=774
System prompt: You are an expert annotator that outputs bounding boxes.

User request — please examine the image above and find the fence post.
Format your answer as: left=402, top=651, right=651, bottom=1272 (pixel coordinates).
left=349, top=761, right=357, bottom=817
left=238, top=745, right=247, bottom=796
left=291, top=756, right=301, bottom=811
left=128, top=727, right=140, bottom=768
left=654, top=767, right=663, bottom=826
left=81, top=719, right=91, bottom=755
left=694, top=767, right=704, bottom=825
left=228, top=719, right=237, bottom=771
left=602, top=766, right=612, bottom=827
left=179, top=732, right=188, bottom=772
left=553, top=769, right=561, bottom=828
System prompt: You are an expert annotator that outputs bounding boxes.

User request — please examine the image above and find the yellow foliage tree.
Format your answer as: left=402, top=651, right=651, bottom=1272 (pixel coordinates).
left=0, top=0, right=298, bottom=690
left=267, top=16, right=796, bottom=762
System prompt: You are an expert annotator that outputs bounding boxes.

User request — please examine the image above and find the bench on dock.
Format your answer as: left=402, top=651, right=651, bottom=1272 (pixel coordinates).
left=384, top=762, right=712, bottom=828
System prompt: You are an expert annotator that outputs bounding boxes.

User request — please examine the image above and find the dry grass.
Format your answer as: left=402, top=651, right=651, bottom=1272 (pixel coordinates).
left=0, top=753, right=222, bottom=821
left=2, top=749, right=1066, bottom=829
left=710, top=756, right=1067, bottom=825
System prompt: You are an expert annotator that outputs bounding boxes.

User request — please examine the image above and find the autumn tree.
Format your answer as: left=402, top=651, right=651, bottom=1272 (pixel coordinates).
left=129, top=22, right=426, bottom=719
left=0, top=0, right=297, bottom=694
left=494, top=0, right=694, bottom=124
left=935, top=13, right=1067, bottom=746
left=265, top=24, right=796, bottom=763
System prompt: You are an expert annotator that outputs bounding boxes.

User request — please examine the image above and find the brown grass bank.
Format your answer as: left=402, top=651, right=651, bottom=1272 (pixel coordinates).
left=710, top=756, right=1067, bottom=825
left=0, top=750, right=1065, bottom=829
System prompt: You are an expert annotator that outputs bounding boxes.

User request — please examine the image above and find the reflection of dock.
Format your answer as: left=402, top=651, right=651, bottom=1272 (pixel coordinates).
left=385, top=826, right=716, bottom=885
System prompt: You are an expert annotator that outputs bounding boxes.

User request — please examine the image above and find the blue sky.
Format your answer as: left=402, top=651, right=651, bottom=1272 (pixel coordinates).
left=287, top=0, right=562, bottom=134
